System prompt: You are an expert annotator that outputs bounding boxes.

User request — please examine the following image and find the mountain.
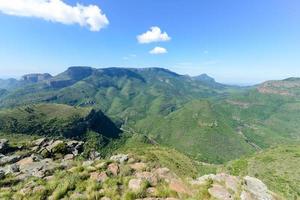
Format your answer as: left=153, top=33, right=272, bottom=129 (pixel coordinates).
left=1, top=67, right=300, bottom=164
left=257, top=78, right=300, bottom=97
left=21, top=73, right=52, bottom=83
left=0, top=78, right=19, bottom=90
left=0, top=73, right=52, bottom=91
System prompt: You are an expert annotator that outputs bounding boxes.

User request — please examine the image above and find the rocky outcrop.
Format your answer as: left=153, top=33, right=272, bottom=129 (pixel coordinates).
left=30, top=138, right=84, bottom=158
left=21, top=73, right=52, bottom=83
left=0, top=140, right=281, bottom=200
left=0, top=139, right=9, bottom=153
left=191, top=173, right=278, bottom=200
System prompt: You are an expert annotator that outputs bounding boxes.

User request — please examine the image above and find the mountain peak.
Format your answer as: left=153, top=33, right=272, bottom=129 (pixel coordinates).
left=193, top=73, right=215, bottom=82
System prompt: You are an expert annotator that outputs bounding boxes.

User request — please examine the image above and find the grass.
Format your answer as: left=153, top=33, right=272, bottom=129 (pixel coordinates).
left=224, top=145, right=300, bottom=199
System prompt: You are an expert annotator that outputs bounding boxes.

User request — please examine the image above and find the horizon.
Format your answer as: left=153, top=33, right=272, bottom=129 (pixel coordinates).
left=0, top=65, right=296, bottom=86
left=0, top=0, right=300, bottom=85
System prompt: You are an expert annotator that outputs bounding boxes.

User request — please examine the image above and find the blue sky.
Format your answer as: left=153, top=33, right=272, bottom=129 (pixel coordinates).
left=0, top=0, right=299, bottom=85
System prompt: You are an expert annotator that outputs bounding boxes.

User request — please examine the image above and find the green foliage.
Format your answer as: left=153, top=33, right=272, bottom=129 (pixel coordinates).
left=0, top=104, right=121, bottom=140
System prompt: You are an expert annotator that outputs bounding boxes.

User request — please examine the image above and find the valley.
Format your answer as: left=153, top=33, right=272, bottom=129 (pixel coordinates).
left=0, top=67, right=299, bottom=199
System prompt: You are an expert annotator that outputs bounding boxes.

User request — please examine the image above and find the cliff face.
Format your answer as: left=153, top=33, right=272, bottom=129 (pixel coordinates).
left=21, top=73, right=52, bottom=83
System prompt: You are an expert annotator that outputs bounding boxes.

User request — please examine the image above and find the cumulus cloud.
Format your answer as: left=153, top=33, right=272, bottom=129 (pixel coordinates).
left=137, top=26, right=171, bottom=44
left=149, top=47, right=168, bottom=54
left=0, top=0, right=109, bottom=31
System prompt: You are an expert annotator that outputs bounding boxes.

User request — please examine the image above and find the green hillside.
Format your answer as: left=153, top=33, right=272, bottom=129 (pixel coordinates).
left=134, top=100, right=254, bottom=163
left=1, top=67, right=300, bottom=165
left=224, top=145, right=300, bottom=199
left=0, top=104, right=121, bottom=139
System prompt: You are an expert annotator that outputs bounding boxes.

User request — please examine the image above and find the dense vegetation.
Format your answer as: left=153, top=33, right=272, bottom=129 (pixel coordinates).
left=0, top=104, right=121, bottom=140
left=1, top=67, right=300, bottom=164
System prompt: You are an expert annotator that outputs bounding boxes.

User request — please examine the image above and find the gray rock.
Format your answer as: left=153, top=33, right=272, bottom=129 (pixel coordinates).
left=110, top=154, right=128, bottom=163
left=0, top=154, right=21, bottom=166
left=0, top=169, right=5, bottom=179
left=89, top=151, right=101, bottom=160
left=32, top=138, right=47, bottom=147
left=243, top=176, right=273, bottom=200
left=9, top=163, right=20, bottom=173
left=0, top=139, right=9, bottom=153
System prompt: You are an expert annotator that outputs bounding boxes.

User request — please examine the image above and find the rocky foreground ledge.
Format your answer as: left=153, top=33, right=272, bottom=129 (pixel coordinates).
left=0, top=138, right=280, bottom=200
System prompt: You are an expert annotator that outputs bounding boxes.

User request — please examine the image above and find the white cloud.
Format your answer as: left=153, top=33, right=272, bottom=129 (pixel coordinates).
left=149, top=47, right=168, bottom=54
left=137, top=26, right=171, bottom=44
left=0, top=0, right=109, bottom=31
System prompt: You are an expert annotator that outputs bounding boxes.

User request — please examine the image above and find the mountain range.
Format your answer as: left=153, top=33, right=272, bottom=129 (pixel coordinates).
left=0, top=66, right=300, bottom=163
left=0, top=66, right=300, bottom=199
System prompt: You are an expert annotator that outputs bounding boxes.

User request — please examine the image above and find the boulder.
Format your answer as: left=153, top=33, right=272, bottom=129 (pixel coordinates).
left=0, top=154, right=21, bottom=165
left=89, top=150, right=101, bottom=160
left=208, top=184, right=233, bottom=200
left=90, top=172, right=108, bottom=183
left=169, top=179, right=192, bottom=195
left=128, top=178, right=144, bottom=192
left=8, top=163, right=20, bottom=173
left=0, top=139, right=9, bottom=153
left=32, top=138, right=47, bottom=147
left=110, top=154, right=129, bottom=163
left=64, top=154, right=74, bottom=160
left=136, top=172, right=158, bottom=186
left=243, top=176, right=273, bottom=200
left=130, top=162, right=147, bottom=172
left=191, top=174, right=215, bottom=185
left=108, top=163, right=119, bottom=176
left=46, top=140, right=67, bottom=154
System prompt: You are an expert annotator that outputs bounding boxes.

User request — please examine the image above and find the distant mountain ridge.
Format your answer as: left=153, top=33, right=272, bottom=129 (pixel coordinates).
left=1, top=66, right=300, bottom=163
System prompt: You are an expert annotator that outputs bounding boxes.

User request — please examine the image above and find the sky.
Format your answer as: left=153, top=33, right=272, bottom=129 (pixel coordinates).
left=0, top=0, right=299, bottom=85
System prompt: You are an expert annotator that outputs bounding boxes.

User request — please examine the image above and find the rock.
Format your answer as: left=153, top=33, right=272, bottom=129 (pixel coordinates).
left=146, top=187, right=157, bottom=195
left=110, top=154, right=129, bottom=163
left=243, top=176, right=273, bottom=200
left=89, top=150, right=101, bottom=160
left=0, top=154, right=21, bottom=165
left=214, top=173, right=239, bottom=193
left=9, top=163, right=20, bottom=173
left=169, top=179, right=192, bottom=195
left=31, top=154, right=43, bottom=162
left=18, top=158, right=59, bottom=178
left=17, top=157, right=34, bottom=168
left=0, top=139, right=9, bottom=153
left=0, top=168, right=5, bottom=179
left=208, top=184, right=233, bottom=200
left=90, top=172, right=108, bottom=183
left=46, top=140, right=67, bottom=154
left=191, top=174, right=215, bottom=185
left=108, top=163, right=119, bottom=176
left=240, top=191, right=252, bottom=200
left=128, top=178, right=144, bottom=192
left=153, top=167, right=172, bottom=181
left=32, top=138, right=47, bottom=147
left=67, top=140, right=84, bottom=156
left=39, top=148, right=51, bottom=158
left=136, top=172, right=158, bottom=186
left=130, top=162, right=147, bottom=172
left=82, top=160, right=94, bottom=167
left=64, top=154, right=74, bottom=160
